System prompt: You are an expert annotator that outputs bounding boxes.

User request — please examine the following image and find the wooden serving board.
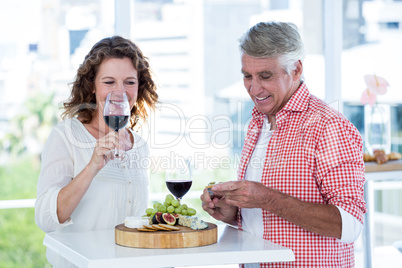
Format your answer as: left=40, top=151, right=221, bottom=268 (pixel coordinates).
left=115, top=222, right=217, bottom=249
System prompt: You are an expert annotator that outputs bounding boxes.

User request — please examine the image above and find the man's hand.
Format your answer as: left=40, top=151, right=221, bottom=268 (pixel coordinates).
left=200, top=187, right=238, bottom=226
left=211, top=180, right=272, bottom=209
left=206, top=180, right=342, bottom=239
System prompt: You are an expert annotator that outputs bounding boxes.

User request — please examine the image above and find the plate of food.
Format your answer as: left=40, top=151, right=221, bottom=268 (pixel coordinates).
left=115, top=194, right=217, bottom=248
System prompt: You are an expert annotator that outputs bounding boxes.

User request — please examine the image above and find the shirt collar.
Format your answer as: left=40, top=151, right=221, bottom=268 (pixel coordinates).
left=251, top=106, right=265, bottom=120
left=282, top=82, right=310, bottom=113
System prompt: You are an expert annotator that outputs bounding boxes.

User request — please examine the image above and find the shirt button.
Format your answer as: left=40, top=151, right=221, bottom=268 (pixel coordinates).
left=128, top=200, right=132, bottom=203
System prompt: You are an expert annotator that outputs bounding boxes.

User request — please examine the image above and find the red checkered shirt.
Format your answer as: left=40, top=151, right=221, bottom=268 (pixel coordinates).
left=237, top=83, right=366, bottom=267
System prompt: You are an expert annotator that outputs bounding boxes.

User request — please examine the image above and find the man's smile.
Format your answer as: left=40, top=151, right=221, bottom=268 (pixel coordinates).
left=255, top=95, right=270, bottom=101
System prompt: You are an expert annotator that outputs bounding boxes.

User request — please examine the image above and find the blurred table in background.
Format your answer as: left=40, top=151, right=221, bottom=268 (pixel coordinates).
left=364, top=160, right=402, bottom=268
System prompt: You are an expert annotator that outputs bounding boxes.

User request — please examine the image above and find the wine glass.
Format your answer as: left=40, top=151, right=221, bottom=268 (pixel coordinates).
left=165, top=158, right=193, bottom=201
left=103, top=91, right=130, bottom=161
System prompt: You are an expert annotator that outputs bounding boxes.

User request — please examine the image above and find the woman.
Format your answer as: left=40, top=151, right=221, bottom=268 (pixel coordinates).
left=35, top=36, right=158, bottom=266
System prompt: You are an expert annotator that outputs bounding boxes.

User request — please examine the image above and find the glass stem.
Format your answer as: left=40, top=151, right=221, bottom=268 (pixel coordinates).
left=115, top=129, right=119, bottom=156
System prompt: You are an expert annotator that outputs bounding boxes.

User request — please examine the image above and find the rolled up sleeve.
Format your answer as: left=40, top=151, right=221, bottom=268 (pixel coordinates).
left=315, top=116, right=366, bottom=224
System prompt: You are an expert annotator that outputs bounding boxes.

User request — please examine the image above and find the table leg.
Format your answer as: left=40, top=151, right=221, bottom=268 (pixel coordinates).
left=363, top=180, right=374, bottom=268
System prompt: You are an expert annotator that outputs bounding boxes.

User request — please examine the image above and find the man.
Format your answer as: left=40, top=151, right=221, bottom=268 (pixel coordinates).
left=201, top=22, right=366, bottom=267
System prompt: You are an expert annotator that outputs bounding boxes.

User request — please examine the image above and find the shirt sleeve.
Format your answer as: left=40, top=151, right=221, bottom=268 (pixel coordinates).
left=336, top=205, right=363, bottom=243
left=315, top=115, right=367, bottom=224
left=35, top=126, right=74, bottom=233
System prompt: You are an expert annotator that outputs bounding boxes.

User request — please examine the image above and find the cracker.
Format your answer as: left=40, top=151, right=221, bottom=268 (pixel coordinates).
left=151, top=224, right=166, bottom=231
left=143, top=225, right=158, bottom=230
left=158, top=224, right=180, bottom=231
left=137, top=227, right=157, bottom=232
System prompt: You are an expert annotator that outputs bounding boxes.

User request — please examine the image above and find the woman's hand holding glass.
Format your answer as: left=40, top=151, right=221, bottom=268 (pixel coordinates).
left=88, top=131, right=121, bottom=170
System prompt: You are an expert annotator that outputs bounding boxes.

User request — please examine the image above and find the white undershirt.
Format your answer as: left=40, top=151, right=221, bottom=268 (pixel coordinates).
left=241, top=115, right=362, bottom=253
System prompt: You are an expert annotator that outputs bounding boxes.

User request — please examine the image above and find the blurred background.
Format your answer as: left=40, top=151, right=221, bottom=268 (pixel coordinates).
left=0, top=0, right=402, bottom=267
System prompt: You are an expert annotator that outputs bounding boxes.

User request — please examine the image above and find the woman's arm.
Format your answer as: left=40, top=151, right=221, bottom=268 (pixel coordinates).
left=56, top=130, right=120, bottom=223
left=35, top=124, right=121, bottom=230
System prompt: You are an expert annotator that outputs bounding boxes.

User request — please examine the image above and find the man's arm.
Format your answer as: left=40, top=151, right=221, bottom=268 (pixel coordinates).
left=211, top=180, right=342, bottom=238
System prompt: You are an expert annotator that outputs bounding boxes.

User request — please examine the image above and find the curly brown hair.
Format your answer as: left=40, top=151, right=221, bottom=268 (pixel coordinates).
left=62, top=36, right=158, bottom=129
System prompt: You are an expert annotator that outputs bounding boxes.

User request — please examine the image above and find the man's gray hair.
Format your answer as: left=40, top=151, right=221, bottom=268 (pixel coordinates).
left=239, top=21, right=305, bottom=74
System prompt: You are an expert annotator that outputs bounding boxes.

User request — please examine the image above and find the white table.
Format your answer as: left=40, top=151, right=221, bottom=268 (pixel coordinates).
left=363, top=160, right=402, bottom=268
left=43, top=224, right=295, bottom=267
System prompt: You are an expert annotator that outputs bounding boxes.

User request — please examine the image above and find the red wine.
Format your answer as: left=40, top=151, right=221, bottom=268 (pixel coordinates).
left=104, top=115, right=129, bottom=131
left=166, top=180, right=192, bottom=199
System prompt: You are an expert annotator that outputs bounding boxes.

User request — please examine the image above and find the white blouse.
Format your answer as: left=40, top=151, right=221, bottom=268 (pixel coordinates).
left=35, top=118, right=149, bottom=267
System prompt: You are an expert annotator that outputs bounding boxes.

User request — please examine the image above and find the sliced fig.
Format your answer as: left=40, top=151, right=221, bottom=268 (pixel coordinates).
left=151, top=214, right=158, bottom=224
left=154, top=212, right=163, bottom=223
left=162, top=213, right=176, bottom=226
